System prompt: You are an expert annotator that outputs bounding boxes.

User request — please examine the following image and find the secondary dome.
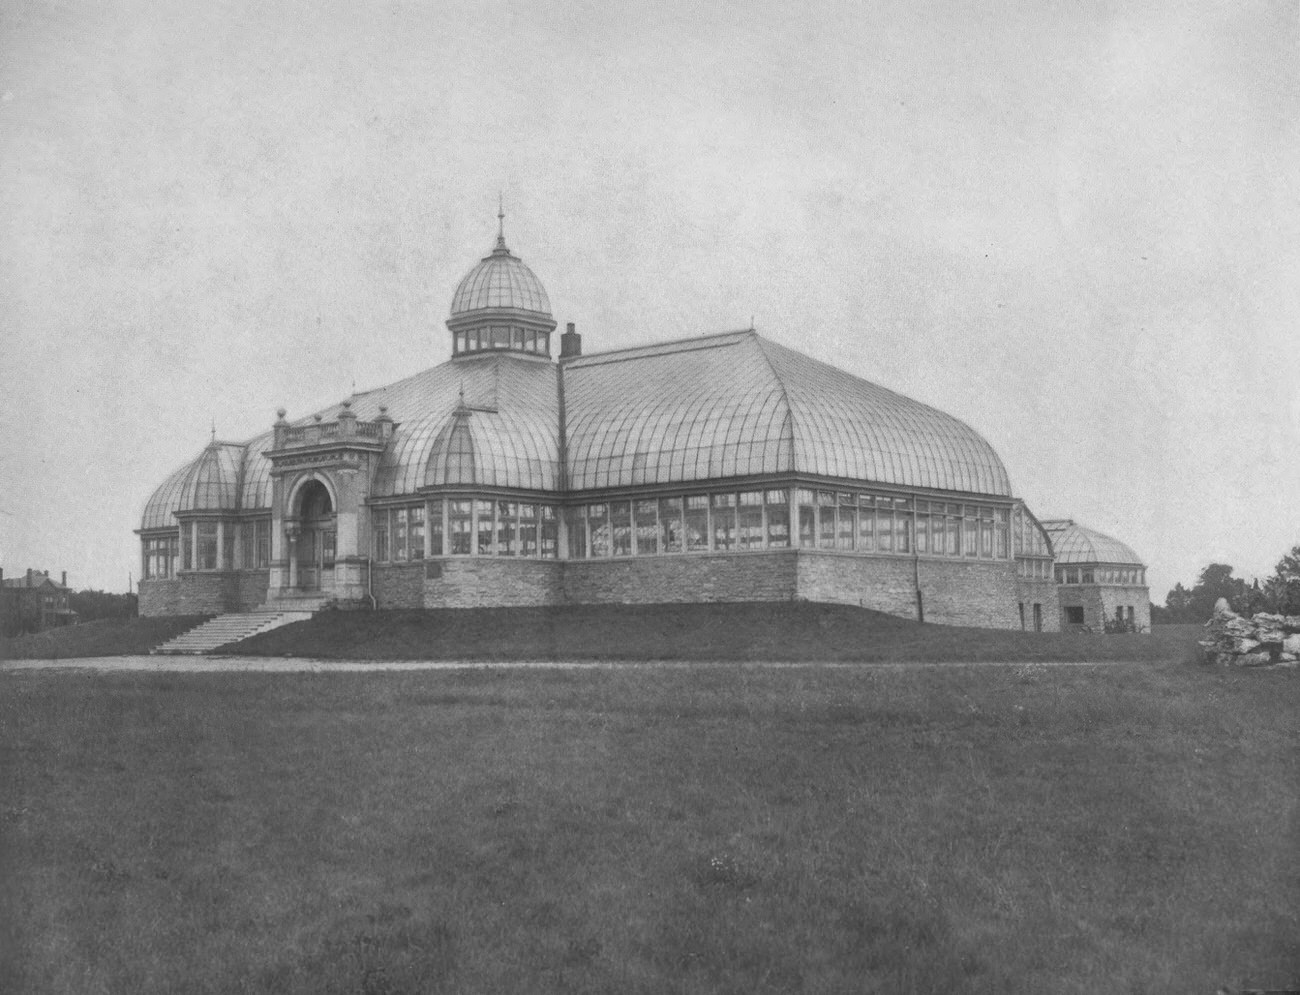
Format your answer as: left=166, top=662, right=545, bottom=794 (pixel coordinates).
left=1040, top=520, right=1144, bottom=565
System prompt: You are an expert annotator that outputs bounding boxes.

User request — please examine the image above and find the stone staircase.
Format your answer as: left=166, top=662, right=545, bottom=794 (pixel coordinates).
left=151, top=608, right=318, bottom=655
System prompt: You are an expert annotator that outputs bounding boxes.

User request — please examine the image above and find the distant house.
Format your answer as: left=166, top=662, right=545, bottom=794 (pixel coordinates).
left=0, top=569, right=78, bottom=636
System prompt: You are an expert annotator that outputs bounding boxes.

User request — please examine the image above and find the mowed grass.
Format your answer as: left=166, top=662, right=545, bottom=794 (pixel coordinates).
left=0, top=616, right=208, bottom=660
left=2, top=661, right=1297, bottom=993
left=232, top=604, right=1200, bottom=663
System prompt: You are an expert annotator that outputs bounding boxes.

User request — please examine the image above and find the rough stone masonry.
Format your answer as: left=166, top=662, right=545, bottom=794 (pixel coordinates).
left=1200, top=598, right=1300, bottom=668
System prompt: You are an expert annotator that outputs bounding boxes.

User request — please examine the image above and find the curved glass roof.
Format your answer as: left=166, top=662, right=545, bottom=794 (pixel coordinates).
left=563, top=331, right=1012, bottom=495
left=139, top=441, right=269, bottom=530
left=1040, top=520, right=1144, bottom=566
left=449, top=242, right=552, bottom=317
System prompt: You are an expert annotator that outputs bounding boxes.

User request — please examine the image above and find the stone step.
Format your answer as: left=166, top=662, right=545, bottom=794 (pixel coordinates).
left=151, top=609, right=317, bottom=655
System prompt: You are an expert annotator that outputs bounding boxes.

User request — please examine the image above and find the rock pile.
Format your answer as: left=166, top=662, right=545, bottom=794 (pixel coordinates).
left=1200, top=598, right=1300, bottom=667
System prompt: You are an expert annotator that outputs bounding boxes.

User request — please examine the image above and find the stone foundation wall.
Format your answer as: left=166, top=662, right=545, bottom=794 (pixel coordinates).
left=139, top=571, right=271, bottom=616
left=563, top=551, right=798, bottom=605
left=425, top=558, right=563, bottom=608
left=371, top=563, right=426, bottom=609
left=1013, top=579, right=1061, bottom=632
left=1057, top=584, right=1150, bottom=631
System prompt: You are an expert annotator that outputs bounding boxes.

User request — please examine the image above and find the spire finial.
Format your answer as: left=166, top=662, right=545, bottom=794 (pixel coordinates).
left=210, top=418, right=216, bottom=443
left=494, top=193, right=508, bottom=252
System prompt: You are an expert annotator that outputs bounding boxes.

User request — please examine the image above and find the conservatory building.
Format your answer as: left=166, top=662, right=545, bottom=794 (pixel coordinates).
left=1041, top=520, right=1151, bottom=632
left=138, top=222, right=1074, bottom=630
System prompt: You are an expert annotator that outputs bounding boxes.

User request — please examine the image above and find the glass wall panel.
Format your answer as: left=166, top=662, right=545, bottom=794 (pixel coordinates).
left=857, top=495, right=875, bottom=551
left=241, top=524, right=254, bottom=569
left=409, top=505, right=425, bottom=560
left=995, top=509, right=1008, bottom=559
left=946, top=505, right=961, bottom=556
left=915, top=501, right=929, bottom=554
left=764, top=490, right=789, bottom=548
left=476, top=500, right=495, bottom=554
left=182, top=527, right=193, bottom=570
left=635, top=500, right=659, bottom=555
left=896, top=498, right=912, bottom=553
left=519, top=503, right=537, bottom=557
left=222, top=527, right=235, bottom=570
left=685, top=495, right=709, bottom=552
left=963, top=506, right=978, bottom=557
left=979, top=507, right=993, bottom=559
left=197, top=521, right=218, bottom=570
left=818, top=491, right=836, bottom=549
left=588, top=503, right=610, bottom=557
left=797, top=489, right=816, bottom=548
left=876, top=501, right=893, bottom=553
left=610, top=501, right=632, bottom=556
left=660, top=497, right=683, bottom=553
left=565, top=507, right=587, bottom=559
left=449, top=500, right=472, bottom=555
left=541, top=506, right=558, bottom=558
left=374, top=520, right=389, bottom=561
left=497, top=501, right=517, bottom=556
left=428, top=500, right=444, bottom=557
left=737, top=492, right=763, bottom=549
left=712, top=493, right=736, bottom=551
left=393, top=509, right=408, bottom=561
left=837, top=494, right=856, bottom=550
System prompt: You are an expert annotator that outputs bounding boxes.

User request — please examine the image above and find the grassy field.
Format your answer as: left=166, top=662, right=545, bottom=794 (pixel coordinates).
left=0, top=602, right=1204, bottom=662
left=2, top=659, right=1296, bottom=993
left=0, top=616, right=208, bottom=660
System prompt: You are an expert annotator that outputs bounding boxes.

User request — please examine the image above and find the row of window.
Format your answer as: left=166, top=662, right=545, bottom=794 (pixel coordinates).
left=373, top=500, right=561, bottom=560
left=1016, top=557, right=1053, bottom=580
left=1056, top=566, right=1145, bottom=586
left=567, top=490, right=1015, bottom=560
left=452, top=326, right=550, bottom=356
left=1063, top=606, right=1137, bottom=625
left=141, top=520, right=271, bottom=577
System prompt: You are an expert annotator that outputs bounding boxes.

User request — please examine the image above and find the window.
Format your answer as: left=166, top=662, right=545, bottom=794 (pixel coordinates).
left=857, top=495, right=875, bottom=551
left=962, top=506, right=978, bottom=558
left=797, top=489, right=816, bottom=548
left=476, top=500, right=495, bottom=555
left=519, top=503, right=538, bottom=557
left=1018, top=602, right=1025, bottom=630
left=712, top=493, right=736, bottom=551
left=737, top=492, right=763, bottom=550
left=588, top=503, right=610, bottom=557
left=1033, top=603, right=1043, bottom=632
left=764, top=490, right=789, bottom=548
left=685, top=496, right=709, bottom=552
left=915, top=501, right=929, bottom=554
left=1126, top=606, right=1134, bottom=626
left=979, top=507, right=994, bottom=558
left=610, top=501, right=632, bottom=556
left=1082, top=569, right=1094, bottom=584
left=449, top=500, right=472, bottom=555
left=946, top=505, right=961, bottom=557
left=837, top=494, right=856, bottom=550
left=659, top=497, right=683, bottom=553
left=222, top=527, right=235, bottom=570
left=818, top=491, right=836, bottom=549
left=393, top=508, right=408, bottom=561
left=497, top=501, right=517, bottom=556
left=375, top=520, right=389, bottom=561
left=408, top=504, right=425, bottom=560
left=428, top=500, right=444, bottom=556
left=1065, top=606, right=1085, bottom=625
left=635, top=500, right=659, bottom=555
left=197, top=521, right=218, bottom=570
left=566, top=507, right=587, bottom=559
left=877, top=500, right=894, bottom=553
left=540, top=506, right=558, bottom=558
left=896, top=499, right=912, bottom=554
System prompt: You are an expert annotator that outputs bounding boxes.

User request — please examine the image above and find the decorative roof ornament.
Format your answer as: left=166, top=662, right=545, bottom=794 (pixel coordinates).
left=493, top=192, right=509, bottom=256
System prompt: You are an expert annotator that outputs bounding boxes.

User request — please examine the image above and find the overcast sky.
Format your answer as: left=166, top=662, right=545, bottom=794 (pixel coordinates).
left=2, top=0, right=1297, bottom=601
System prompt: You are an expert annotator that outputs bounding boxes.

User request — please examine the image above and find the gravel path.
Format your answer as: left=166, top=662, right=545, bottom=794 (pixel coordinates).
left=1, top=655, right=1134, bottom=672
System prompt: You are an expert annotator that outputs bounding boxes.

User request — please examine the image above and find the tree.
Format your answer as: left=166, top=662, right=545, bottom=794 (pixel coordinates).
left=1263, top=544, right=1300, bottom=615
left=1187, top=563, right=1247, bottom=621
left=69, top=590, right=138, bottom=622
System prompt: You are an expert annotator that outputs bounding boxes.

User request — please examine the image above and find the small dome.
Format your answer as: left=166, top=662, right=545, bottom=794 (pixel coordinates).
left=1040, top=519, right=1144, bottom=566
left=449, top=240, right=552, bottom=318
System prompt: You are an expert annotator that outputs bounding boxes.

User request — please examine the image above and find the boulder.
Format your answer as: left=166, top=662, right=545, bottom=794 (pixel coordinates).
left=1237, top=651, right=1274, bottom=668
left=1283, top=633, right=1300, bottom=656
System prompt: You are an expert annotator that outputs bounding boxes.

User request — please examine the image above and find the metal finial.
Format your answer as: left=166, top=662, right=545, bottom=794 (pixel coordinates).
left=495, top=193, right=507, bottom=251
left=210, top=419, right=216, bottom=442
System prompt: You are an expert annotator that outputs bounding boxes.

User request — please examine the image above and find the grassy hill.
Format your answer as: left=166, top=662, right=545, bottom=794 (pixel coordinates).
left=1, top=603, right=1203, bottom=662
left=230, top=603, right=1200, bottom=663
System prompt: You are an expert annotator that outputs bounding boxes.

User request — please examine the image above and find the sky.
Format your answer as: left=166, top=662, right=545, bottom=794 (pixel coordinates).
left=1, top=0, right=1297, bottom=601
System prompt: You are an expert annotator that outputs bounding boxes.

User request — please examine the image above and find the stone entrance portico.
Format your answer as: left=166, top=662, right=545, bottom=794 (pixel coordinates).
left=265, top=402, right=395, bottom=608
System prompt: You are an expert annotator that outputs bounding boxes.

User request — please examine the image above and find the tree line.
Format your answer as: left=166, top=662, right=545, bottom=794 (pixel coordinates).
left=1152, top=544, right=1300, bottom=624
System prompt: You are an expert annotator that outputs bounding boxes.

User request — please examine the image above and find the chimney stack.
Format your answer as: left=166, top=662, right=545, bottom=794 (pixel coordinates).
left=27, top=568, right=33, bottom=587
left=560, top=322, right=582, bottom=359
left=62, top=571, right=67, bottom=587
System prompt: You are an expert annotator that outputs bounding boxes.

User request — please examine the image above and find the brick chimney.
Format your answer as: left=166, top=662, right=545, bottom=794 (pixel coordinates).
left=560, top=322, right=582, bottom=359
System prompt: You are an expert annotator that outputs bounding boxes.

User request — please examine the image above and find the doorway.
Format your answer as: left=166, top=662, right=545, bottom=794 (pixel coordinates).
left=295, top=480, right=336, bottom=592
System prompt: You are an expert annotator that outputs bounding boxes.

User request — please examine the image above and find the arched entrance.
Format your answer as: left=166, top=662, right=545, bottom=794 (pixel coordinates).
left=294, top=479, right=336, bottom=592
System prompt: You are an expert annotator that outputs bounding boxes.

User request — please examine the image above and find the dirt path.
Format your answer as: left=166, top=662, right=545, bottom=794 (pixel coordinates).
left=1, top=655, right=1135, bottom=672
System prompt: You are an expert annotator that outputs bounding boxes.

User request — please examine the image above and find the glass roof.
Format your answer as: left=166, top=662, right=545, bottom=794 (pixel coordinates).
left=1040, top=519, right=1144, bottom=566
left=449, top=244, right=552, bottom=317
left=139, top=441, right=263, bottom=530
left=563, top=331, right=1012, bottom=496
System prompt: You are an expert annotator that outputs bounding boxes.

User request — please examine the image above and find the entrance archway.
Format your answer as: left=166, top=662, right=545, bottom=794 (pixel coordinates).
left=294, top=479, right=336, bottom=591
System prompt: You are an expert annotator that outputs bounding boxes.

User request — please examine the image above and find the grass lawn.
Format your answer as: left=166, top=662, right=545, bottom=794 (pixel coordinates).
left=2, top=660, right=1296, bottom=993
left=0, top=616, right=209, bottom=661
left=231, top=604, right=1201, bottom=663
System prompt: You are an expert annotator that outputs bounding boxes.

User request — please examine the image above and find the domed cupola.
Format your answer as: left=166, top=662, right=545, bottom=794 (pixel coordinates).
left=447, top=204, right=557, bottom=359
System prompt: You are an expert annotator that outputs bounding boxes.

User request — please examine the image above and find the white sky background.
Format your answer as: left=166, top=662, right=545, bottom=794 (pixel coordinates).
left=1, top=0, right=1297, bottom=600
